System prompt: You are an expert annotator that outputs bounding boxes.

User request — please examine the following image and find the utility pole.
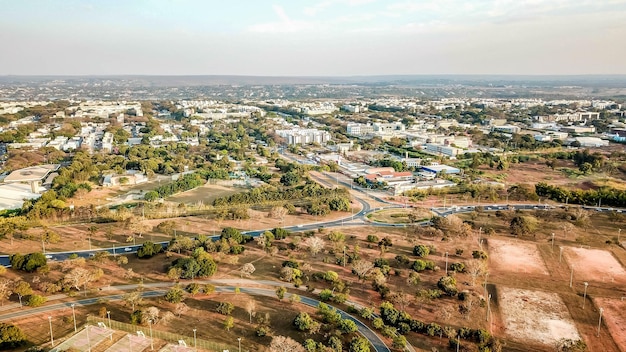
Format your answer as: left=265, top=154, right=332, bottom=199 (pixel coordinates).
left=48, top=316, right=54, bottom=347
left=551, top=233, right=555, bottom=250
left=445, top=252, right=449, bottom=275
left=71, top=304, right=77, bottom=332
left=107, top=311, right=112, bottom=340
left=583, top=282, right=588, bottom=309
left=597, top=308, right=604, bottom=337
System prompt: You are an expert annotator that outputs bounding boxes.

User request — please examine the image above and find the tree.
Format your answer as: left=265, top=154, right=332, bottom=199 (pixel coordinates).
left=269, top=336, right=306, bottom=352
left=142, top=306, right=160, bottom=324
left=339, top=318, right=358, bottom=334
left=223, top=316, right=234, bottom=331
left=351, top=260, right=374, bottom=281
left=303, top=236, right=325, bottom=256
left=437, top=276, right=458, bottom=296
left=123, top=291, right=143, bottom=311
left=64, top=267, right=95, bottom=292
left=294, top=312, right=320, bottom=334
left=164, top=285, right=185, bottom=303
left=378, top=237, right=393, bottom=254
left=216, top=302, right=235, bottom=315
left=240, top=263, right=256, bottom=278
left=246, top=299, right=256, bottom=323
left=280, top=172, right=300, bottom=187
left=510, top=215, right=538, bottom=237
left=276, top=286, right=286, bottom=300
left=144, top=191, right=159, bottom=202
left=269, top=206, right=288, bottom=223
left=349, top=337, right=370, bottom=352
left=26, top=294, right=46, bottom=307
left=466, top=260, right=488, bottom=286
left=0, top=323, right=26, bottom=349
left=413, top=245, right=430, bottom=257
left=137, top=241, right=163, bottom=258
left=0, top=280, right=13, bottom=306
left=13, top=281, right=32, bottom=307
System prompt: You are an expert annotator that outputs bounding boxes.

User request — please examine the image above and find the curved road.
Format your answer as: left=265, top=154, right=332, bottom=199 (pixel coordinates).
left=0, top=282, right=390, bottom=352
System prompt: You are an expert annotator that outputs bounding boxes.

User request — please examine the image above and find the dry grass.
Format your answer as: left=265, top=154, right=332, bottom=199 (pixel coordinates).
left=498, top=287, right=580, bottom=346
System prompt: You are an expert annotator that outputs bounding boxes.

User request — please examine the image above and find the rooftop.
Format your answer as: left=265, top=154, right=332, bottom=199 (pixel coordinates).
left=4, top=164, right=61, bottom=183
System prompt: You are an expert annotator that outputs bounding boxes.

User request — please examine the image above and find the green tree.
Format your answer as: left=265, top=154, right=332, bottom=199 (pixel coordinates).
left=137, top=241, right=163, bottom=258
left=164, top=285, right=185, bottom=303
left=223, top=316, right=234, bottom=331
left=510, top=215, right=538, bottom=236
left=294, top=312, right=320, bottom=333
left=13, top=281, right=32, bottom=307
left=412, top=245, right=430, bottom=258
left=26, top=294, right=46, bottom=307
left=349, top=337, right=370, bottom=352
left=339, top=319, right=358, bottom=334
left=144, top=191, right=159, bottom=202
left=0, top=323, right=26, bottom=349
left=276, top=286, right=286, bottom=300
left=216, top=302, right=235, bottom=315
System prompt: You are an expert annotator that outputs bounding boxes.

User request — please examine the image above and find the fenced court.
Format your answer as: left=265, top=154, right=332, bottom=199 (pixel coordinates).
left=106, top=334, right=152, bottom=352
left=50, top=325, right=113, bottom=352
left=159, top=344, right=195, bottom=352
left=88, top=316, right=236, bottom=352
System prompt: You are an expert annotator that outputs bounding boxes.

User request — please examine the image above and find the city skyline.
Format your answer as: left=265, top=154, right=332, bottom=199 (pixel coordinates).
left=1, top=0, right=626, bottom=76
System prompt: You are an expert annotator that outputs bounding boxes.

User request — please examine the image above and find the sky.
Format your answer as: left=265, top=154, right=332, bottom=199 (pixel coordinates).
left=1, top=0, right=626, bottom=76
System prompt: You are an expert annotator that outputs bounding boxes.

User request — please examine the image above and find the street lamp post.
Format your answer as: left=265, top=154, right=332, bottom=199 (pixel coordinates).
left=559, top=247, right=563, bottom=263
left=551, top=233, right=555, bottom=250
left=193, top=328, right=197, bottom=351
left=149, top=320, right=154, bottom=351
left=71, top=304, right=77, bottom=332
left=486, top=294, right=491, bottom=322
left=597, top=308, right=604, bottom=337
left=107, top=311, right=112, bottom=341
left=445, top=252, right=449, bottom=275
left=583, top=282, right=589, bottom=309
left=86, top=325, right=91, bottom=352
left=48, top=316, right=54, bottom=347
left=238, top=337, right=242, bottom=352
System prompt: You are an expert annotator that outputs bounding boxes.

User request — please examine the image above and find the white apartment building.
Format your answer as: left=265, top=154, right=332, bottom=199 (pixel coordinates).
left=346, top=123, right=374, bottom=136
left=275, top=129, right=331, bottom=145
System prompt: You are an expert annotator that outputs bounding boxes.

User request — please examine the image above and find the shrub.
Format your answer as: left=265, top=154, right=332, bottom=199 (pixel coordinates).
left=366, top=235, right=379, bottom=243
left=26, top=295, right=46, bottom=307
left=472, top=250, right=488, bottom=260
left=216, top=302, right=235, bottom=315
left=450, top=262, right=465, bottom=273
left=413, top=245, right=430, bottom=258
left=437, top=276, right=458, bottom=296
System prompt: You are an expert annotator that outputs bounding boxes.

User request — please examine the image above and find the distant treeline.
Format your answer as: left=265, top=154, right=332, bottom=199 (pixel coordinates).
left=213, top=182, right=349, bottom=208
left=536, top=182, right=626, bottom=207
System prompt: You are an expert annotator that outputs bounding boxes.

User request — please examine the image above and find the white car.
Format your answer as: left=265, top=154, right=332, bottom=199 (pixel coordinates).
left=124, top=247, right=133, bottom=252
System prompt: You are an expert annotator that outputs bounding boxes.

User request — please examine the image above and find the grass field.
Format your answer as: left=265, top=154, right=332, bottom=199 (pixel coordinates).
left=166, top=183, right=241, bottom=205
left=367, top=208, right=432, bottom=224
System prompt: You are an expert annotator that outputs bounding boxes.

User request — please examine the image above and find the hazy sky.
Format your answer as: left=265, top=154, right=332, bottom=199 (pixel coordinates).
left=1, top=0, right=626, bottom=76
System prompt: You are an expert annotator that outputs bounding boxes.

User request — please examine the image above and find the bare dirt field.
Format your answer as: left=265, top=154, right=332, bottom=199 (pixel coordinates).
left=499, top=287, right=580, bottom=346
left=488, top=238, right=549, bottom=275
left=563, top=247, right=626, bottom=284
left=594, top=298, right=626, bottom=352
